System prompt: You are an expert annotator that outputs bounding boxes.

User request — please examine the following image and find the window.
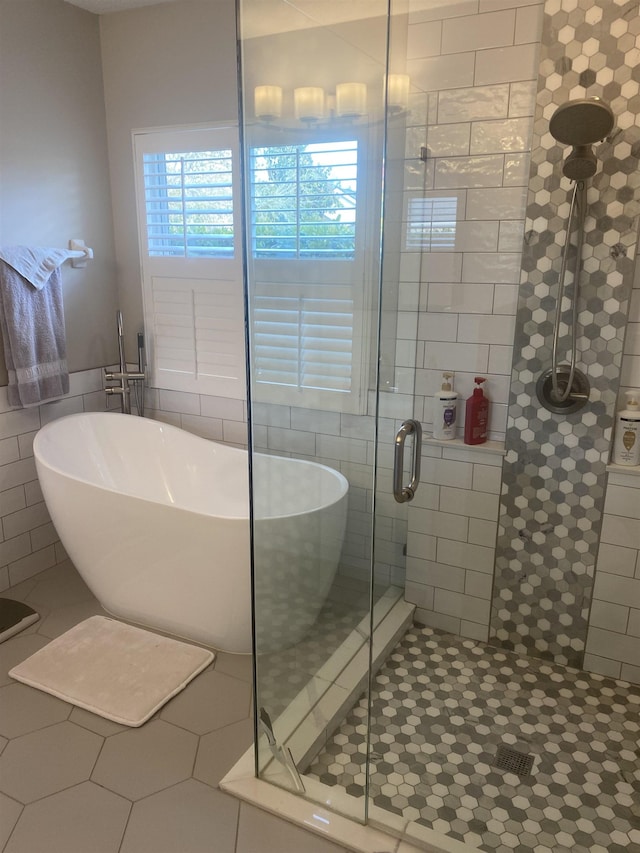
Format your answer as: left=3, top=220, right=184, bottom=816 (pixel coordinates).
left=143, top=149, right=234, bottom=258
left=248, top=138, right=368, bottom=412
left=134, top=125, right=245, bottom=400
left=133, top=126, right=373, bottom=412
left=250, top=141, right=358, bottom=259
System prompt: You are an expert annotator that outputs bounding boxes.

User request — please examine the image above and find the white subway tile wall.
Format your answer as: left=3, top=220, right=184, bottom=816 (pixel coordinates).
left=0, top=373, right=251, bottom=595
left=144, top=387, right=247, bottom=446
left=402, top=1, right=543, bottom=443
left=0, top=368, right=105, bottom=592
left=406, top=442, right=503, bottom=641
left=586, top=470, right=640, bottom=682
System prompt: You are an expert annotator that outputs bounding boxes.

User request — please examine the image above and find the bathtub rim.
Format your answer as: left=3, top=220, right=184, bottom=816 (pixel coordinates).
left=34, top=412, right=349, bottom=522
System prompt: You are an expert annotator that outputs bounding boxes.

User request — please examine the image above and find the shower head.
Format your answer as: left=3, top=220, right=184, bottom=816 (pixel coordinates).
left=549, top=98, right=615, bottom=147
left=561, top=145, right=598, bottom=180
left=549, top=98, right=615, bottom=180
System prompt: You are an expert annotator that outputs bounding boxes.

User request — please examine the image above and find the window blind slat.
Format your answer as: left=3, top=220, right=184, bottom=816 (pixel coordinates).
left=143, top=149, right=235, bottom=259
left=250, top=141, right=357, bottom=260
left=252, top=290, right=354, bottom=393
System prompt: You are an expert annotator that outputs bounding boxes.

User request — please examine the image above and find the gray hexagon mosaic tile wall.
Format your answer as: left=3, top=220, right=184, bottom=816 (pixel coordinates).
left=491, top=0, right=640, bottom=667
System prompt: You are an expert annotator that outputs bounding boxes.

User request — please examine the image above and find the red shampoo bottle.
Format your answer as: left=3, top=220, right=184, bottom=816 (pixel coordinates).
left=464, top=377, right=489, bottom=445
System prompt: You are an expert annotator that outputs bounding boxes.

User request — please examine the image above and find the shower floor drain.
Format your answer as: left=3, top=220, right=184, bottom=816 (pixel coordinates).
left=494, top=745, right=534, bottom=779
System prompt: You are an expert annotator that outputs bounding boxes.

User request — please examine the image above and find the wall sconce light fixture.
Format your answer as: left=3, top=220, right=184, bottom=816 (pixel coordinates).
left=254, top=76, right=410, bottom=123
left=254, top=85, right=283, bottom=121
left=293, top=86, right=325, bottom=122
left=336, top=82, right=368, bottom=118
left=386, top=74, right=410, bottom=113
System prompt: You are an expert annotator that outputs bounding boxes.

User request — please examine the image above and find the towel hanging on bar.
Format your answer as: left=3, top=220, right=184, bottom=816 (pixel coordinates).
left=0, top=246, right=72, bottom=408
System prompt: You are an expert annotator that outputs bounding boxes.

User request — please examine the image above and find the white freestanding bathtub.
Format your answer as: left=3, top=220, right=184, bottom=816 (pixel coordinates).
left=33, top=412, right=348, bottom=654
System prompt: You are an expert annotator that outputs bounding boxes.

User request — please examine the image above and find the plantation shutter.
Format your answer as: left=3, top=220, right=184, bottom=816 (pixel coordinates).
left=134, top=125, right=245, bottom=399
left=252, top=280, right=356, bottom=395
left=248, top=138, right=367, bottom=413
left=143, top=149, right=234, bottom=258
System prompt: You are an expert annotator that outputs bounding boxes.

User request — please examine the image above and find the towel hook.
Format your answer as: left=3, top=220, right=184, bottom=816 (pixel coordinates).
left=68, top=239, right=94, bottom=268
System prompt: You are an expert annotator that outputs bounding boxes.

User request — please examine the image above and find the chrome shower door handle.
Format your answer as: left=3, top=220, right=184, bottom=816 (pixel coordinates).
left=393, top=419, right=422, bottom=503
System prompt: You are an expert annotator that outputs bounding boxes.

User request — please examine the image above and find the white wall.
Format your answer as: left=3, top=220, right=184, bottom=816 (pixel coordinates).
left=0, top=0, right=118, bottom=377
left=0, top=0, right=119, bottom=585
left=99, top=0, right=239, bottom=356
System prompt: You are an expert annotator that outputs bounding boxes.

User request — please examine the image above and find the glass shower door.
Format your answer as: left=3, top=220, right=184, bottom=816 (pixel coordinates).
left=238, top=0, right=415, bottom=825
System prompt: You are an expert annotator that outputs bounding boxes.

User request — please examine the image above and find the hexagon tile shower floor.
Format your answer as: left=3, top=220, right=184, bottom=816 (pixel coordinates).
left=307, top=624, right=640, bottom=853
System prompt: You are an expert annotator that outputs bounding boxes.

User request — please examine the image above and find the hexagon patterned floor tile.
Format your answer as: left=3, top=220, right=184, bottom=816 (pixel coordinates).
left=0, top=793, right=22, bottom=850
left=308, top=624, right=640, bottom=853
left=0, top=683, right=70, bottom=739
left=160, top=669, right=251, bottom=734
left=0, top=721, right=103, bottom=804
left=91, top=719, right=198, bottom=801
left=193, top=717, right=254, bottom=788
left=3, top=782, right=130, bottom=853
left=0, top=560, right=365, bottom=853
left=0, top=635, right=50, bottom=688
left=119, top=779, right=239, bottom=853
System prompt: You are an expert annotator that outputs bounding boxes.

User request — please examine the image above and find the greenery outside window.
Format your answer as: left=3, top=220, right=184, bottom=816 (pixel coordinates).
left=248, top=137, right=369, bottom=412
left=250, top=141, right=357, bottom=259
left=142, top=149, right=234, bottom=258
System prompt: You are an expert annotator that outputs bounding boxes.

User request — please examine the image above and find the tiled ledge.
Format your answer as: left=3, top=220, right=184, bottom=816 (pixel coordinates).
left=606, top=462, right=640, bottom=480
left=423, top=435, right=506, bottom=456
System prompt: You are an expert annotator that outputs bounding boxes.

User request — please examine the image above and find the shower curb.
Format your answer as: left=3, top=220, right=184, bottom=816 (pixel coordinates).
left=222, top=597, right=477, bottom=852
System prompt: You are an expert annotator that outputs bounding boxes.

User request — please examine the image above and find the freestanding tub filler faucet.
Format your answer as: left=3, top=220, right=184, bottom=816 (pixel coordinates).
left=104, top=310, right=146, bottom=415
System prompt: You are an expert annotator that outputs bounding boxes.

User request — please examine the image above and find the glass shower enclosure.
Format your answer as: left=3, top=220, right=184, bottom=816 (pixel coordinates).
left=237, top=0, right=417, bottom=827
left=232, top=0, right=640, bottom=849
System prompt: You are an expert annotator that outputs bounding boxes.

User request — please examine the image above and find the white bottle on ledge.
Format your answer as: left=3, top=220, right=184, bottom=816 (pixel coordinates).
left=612, top=390, right=640, bottom=466
left=433, top=372, right=458, bottom=440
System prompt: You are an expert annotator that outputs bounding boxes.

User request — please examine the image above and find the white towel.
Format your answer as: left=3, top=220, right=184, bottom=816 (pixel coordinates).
left=0, top=246, right=72, bottom=407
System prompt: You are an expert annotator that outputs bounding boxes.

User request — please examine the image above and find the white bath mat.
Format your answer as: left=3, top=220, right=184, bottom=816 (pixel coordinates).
left=9, top=615, right=214, bottom=727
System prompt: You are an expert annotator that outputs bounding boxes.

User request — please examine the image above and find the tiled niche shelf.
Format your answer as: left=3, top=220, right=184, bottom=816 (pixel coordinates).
left=606, top=462, right=640, bottom=478
left=423, top=435, right=506, bottom=456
